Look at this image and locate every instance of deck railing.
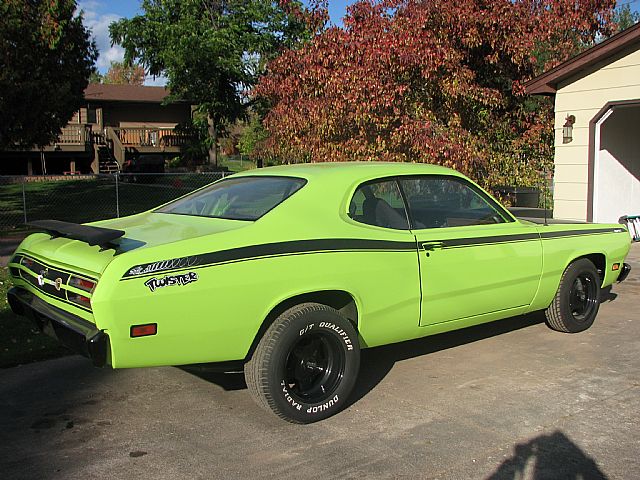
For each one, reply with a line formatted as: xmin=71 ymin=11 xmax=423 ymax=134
xmin=113 ymin=127 xmax=189 ymax=147
xmin=56 ymin=124 xmax=92 ymax=145
xmin=105 ymin=127 xmax=126 ymax=165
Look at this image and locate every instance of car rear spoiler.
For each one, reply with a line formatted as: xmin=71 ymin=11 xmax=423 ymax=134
xmin=28 ymin=220 xmax=125 ymax=250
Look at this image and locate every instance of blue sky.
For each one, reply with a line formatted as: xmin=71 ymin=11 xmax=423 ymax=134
xmin=79 ymin=0 xmax=638 ymax=85
xmin=78 ymin=0 xmax=352 ymax=85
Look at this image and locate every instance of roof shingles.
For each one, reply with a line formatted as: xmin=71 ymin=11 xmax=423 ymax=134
xmin=83 ymin=84 xmax=171 ymax=103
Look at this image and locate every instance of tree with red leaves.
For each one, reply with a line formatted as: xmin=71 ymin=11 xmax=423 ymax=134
xmin=256 ymin=0 xmax=615 ymax=187
xmin=104 ymin=61 xmax=145 ymax=86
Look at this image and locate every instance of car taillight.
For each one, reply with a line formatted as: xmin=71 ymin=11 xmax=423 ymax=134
xmin=69 ymin=276 xmax=96 ymax=292
xmin=21 ymin=257 xmax=34 ymax=269
xmin=68 ymin=293 xmax=92 ymax=309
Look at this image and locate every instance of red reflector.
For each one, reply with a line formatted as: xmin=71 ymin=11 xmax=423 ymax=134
xmin=612 ymin=263 xmax=620 ymax=271
xmin=70 ymin=276 xmax=96 ymax=292
xmin=130 ymin=323 xmax=157 ymax=337
xmin=78 ymin=278 xmax=95 ymax=290
xmin=69 ymin=293 xmax=91 ymax=308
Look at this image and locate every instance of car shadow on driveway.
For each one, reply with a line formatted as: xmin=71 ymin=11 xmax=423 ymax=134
xmin=486 ymin=430 xmax=607 ymax=479
xmin=0 ymin=356 xmax=114 ymax=480
xmin=599 ymin=285 xmax=617 ymax=303
xmin=347 ymin=312 xmax=547 ymax=408
xmin=179 ymin=366 xmax=247 ymax=391
xmin=182 ymin=311 xmax=548 ymax=408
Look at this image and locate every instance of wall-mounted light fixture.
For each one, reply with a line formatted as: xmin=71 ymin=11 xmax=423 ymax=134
xmin=563 ymin=115 xmax=575 ymax=144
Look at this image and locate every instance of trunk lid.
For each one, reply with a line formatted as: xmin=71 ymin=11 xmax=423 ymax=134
xmin=18 ymin=213 xmax=250 ymax=276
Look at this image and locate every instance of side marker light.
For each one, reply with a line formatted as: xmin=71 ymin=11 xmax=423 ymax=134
xmin=130 ymin=323 xmax=157 ymax=337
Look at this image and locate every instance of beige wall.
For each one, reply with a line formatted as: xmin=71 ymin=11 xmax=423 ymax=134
xmin=68 ymin=106 xmax=102 ymax=128
xmin=553 ymin=45 xmax=640 ymax=221
xmin=66 ymin=102 xmax=190 ymax=132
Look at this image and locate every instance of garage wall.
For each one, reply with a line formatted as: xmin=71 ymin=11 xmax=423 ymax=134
xmin=596 ymin=107 xmax=640 ymax=223
xmin=553 ymin=45 xmax=640 ymax=221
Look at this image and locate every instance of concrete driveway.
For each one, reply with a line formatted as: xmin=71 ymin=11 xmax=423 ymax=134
xmin=1 ymin=244 xmax=639 ymax=480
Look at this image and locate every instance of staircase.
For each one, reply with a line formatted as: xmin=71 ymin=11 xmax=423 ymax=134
xmin=97 ymin=145 xmax=120 ymax=174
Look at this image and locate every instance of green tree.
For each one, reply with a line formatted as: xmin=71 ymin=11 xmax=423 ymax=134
xmin=0 ymin=0 xmax=97 ymax=149
xmin=612 ymin=3 xmax=640 ymax=33
xmin=110 ymin=0 xmax=320 ymax=166
xmin=238 ymin=115 xmax=269 ymax=158
xmin=89 ymin=68 xmax=104 ymax=84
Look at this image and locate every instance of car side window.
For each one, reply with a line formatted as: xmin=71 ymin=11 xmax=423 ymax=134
xmin=399 ymin=176 xmax=508 ymax=229
xmin=349 ymin=179 xmax=410 ymax=230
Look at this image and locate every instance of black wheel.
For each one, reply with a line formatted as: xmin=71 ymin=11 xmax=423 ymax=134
xmin=245 ymin=303 xmax=360 ymax=423
xmin=545 ymin=258 xmax=601 ymax=333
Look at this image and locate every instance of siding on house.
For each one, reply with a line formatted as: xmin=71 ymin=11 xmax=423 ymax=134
xmin=102 ymin=102 xmax=190 ymax=129
xmin=553 ymin=46 xmax=640 ymax=221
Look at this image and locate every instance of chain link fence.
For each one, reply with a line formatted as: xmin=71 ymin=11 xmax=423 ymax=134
xmin=0 ymin=173 xmax=227 ymax=231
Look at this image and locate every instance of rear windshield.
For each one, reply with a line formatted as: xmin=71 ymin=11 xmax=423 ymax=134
xmin=156 ymin=176 xmax=306 ymax=221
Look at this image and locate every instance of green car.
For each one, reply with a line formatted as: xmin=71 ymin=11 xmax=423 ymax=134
xmin=7 ymin=163 xmax=632 ymax=423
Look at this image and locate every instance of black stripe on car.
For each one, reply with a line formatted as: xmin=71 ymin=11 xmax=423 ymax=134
xmin=10 ymin=274 xmax=93 ymax=313
xmin=438 ymin=227 xmax=623 ymax=249
xmin=121 ymin=227 xmax=624 ymax=280
xmin=11 ymin=254 xmax=98 ymax=281
xmin=439 ymin=233 xmax=540 ymax=248
xmin=10 ymin=255 xmax=95 ymax=312
xmin=122 ymin=239 xmax=418 ymax=279
xmin=539 ymin=228 xmax=623 ymax=239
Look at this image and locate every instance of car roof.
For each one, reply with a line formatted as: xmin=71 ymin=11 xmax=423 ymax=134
xmin=232 ymin=162 xmax=462 ymax=183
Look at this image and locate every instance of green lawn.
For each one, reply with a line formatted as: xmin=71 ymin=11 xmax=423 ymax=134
xmin=0 ymin=267 xmax=70 ymax=367
xmin=219 ymin=156 xmax=256 ymax=172
xmin=0 ymin=174 xmax=223 ymax=230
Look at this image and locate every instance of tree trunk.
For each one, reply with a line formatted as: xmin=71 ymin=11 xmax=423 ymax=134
xmin=207 ymin=115 xmax=218 ymax=166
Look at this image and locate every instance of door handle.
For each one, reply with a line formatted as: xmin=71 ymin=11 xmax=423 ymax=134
xmin=422 ymin=241 xmax=445 ymax=251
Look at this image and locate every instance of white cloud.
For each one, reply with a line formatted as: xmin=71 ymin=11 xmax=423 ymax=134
xmin=77 ymin=2 xmax=123 ymax=72
xmin=144 ymin=75 xmax=168 ymax=87
xmin=99 ymin=45 xmax=125 ymax=70
xmin=79 ymin=0 xmax=102 ymax=13
xmin=77 ymin=1 xmax=167 ymax=85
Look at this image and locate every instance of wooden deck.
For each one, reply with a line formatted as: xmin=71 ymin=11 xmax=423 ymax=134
xmin=40 ymin=125 xmax=93 ymax=152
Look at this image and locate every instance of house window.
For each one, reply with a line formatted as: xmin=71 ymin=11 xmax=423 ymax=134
xmin=87 ymin=106 xmax=97 ymax=124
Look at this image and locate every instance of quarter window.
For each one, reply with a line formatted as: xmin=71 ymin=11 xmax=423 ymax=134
xmin=399 ymin=176 xmax=508 ymax=229
xmin=156 ymin=176 xmax=306 ymax=221
xmin=349 ymin=179 xmax=410 ymax=230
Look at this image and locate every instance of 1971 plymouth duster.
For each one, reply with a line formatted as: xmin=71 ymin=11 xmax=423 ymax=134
xmin=7 ymin=162 xmax=632 ymax=423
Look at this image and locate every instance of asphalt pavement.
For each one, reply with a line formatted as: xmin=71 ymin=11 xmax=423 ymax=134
xmin=0 ymin=234 xmax=26 ymax=266
xmin=1 ymin=244 xmax=638 ymax=480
